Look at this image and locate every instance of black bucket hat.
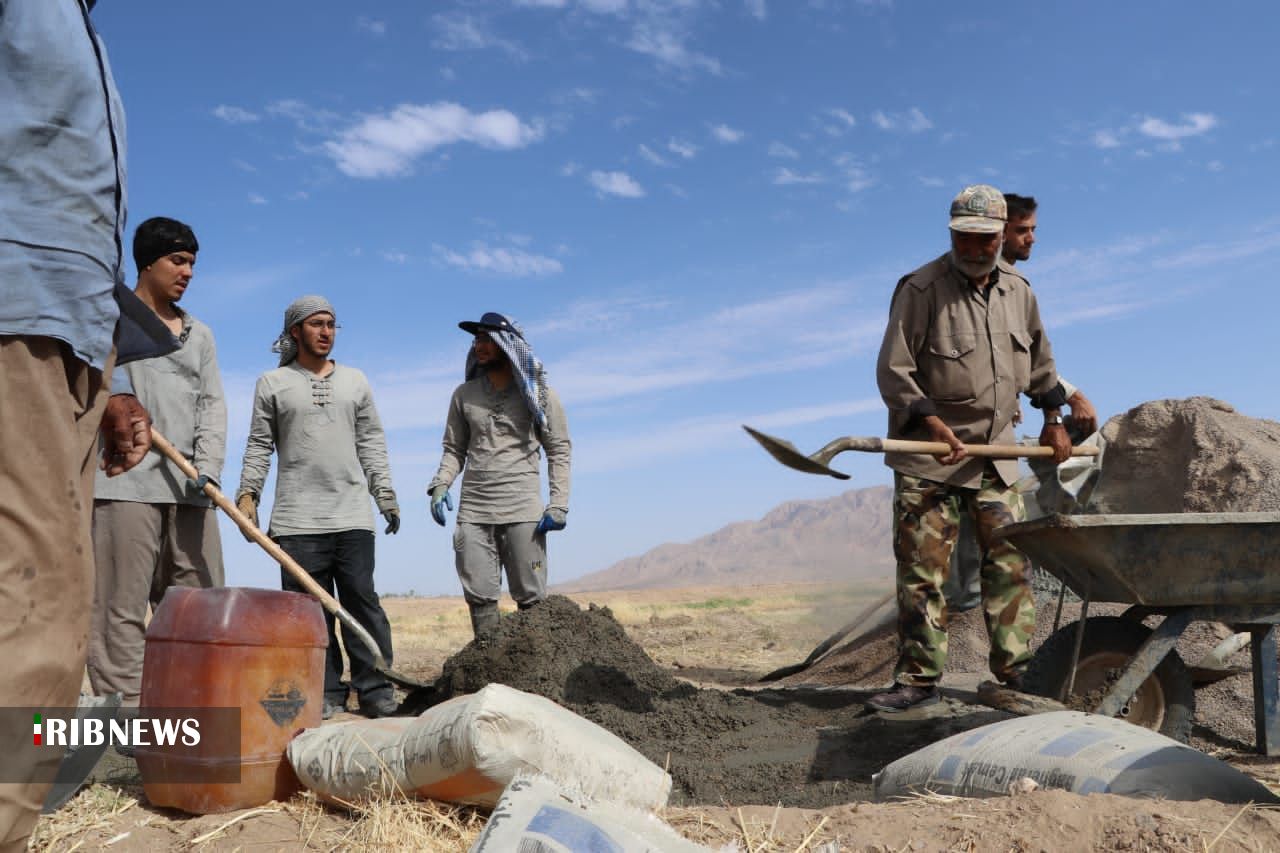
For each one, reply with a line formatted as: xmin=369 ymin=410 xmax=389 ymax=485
xmin=458 ymin=311 xmax=523 ymax=338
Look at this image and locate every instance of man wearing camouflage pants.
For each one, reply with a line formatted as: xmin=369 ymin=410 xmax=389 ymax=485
xmin=869 ymin=185 xmax=1071 ymax=712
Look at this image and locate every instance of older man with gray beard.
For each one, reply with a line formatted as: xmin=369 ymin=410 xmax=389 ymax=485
xmin=868 ymin=185 xmax=1072 ymax=713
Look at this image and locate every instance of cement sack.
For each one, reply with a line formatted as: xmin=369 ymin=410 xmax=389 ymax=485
xmin=873 ymin=711 xmax=1279 ymax=804
xmin=288 ymin=716 xmax=414 ymax=803
xmin=402 ymin=684 xmax=671 ymax=809
xmin=470 ymin=774 xmax=708 ymax=853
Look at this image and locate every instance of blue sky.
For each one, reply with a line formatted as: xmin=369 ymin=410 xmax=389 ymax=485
xmin=94 ymin=1 xmax=1280 ymax=594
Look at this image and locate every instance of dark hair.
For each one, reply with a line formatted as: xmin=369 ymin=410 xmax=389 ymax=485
xmin=133 ymin=217 xmax=199 ymax=273
xmin=1003 ymin=193 xmax=1038 ymax=221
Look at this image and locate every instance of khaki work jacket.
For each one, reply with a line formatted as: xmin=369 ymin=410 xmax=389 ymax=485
xmin=876 ymin=254 xmax=1062 ymax=488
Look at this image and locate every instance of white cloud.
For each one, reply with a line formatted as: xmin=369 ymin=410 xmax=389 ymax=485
xmin=638 ymin=144 xmax=669 ymax=166
xmin=323 ymin=102 xmax=543 ymax=179
xmin=667 ymin=137 xmax=698 ymax=159
xmin=357 ymin=16 xmax=386 ymax=35
xmin=232 ymin=158 xmax=258 ymax=173
xmin=827 ymin=107 xmax=856 ymax=128
xmin=434 ymin=242 xmax=564 ymax=277
xmin=744 ymin=0 xmax=767 ymax=20
xmin=1208 ymin=160 xmax=1224 ymax=172
xmin=1092 ymin=129 xmax=1122 ymax=149
xmin=589 ymin=170 xmax=646 ymax=198
xmin=289 ymin=191 xmax=310 ymax=201
xmin=711 ymin=123 xmax=745 ymax=144
xmin=579 ymin=398 xmax=885 ymax=474
xmin=382 ymin=251 xmax=409 ymax=264
xmin=581 ymin=0 xmax=628 ymax=11
xmin=773 ymin=167 xmax=824 ymax=186
xmin=248 ymin=193 xmax=268 ymax=205
xmin=267 ymin=99 xmax=340 ymax=133
xmin=213 ymin=105 xmax=259 ymax=124
xmin=1138 ymin=112 xmax=1218 ymax=141
xmin=561 ymin=161 xmax=582 ymax=176
xmin=905 ymin=108 xmax=933 ymax=132
xmin=665 ymin=183 xmax=689 ymax=199
xmin=768 ymin=141 xmax=800 ymax=159
xmin=917 ymin=175 xmax=945 ymax=188
xmin=431 ymin=13 xmax=527 ymax=59
xmin=871 ymin=107 xmax=931 ymax=132
xmin=625 ymin=17 xmax=722 ymax=76
xmin=515 ymin=0 xmax=569 ymax=6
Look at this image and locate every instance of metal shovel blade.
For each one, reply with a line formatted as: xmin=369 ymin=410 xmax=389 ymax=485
xmin=742 ymin=425 xmax=851 ymax=480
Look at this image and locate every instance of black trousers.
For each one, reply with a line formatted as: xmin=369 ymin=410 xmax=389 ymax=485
xmin=275 ymin=529 xmax=393 ymax=703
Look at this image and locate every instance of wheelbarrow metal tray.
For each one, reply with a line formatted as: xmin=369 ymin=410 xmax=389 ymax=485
xmin=994 ymin=512 xmax=1280 ymax=607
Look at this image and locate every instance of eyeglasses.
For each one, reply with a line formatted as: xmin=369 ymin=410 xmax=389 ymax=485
xmin=304 ymin=319 xmax=340 ymax=331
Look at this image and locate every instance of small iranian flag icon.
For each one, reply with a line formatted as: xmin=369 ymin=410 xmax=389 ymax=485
xmin=33 ymin=713 xmax=41 ymax=746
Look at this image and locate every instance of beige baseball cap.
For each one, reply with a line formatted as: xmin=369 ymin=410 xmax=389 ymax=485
xmin=949 ymin=184 xmax=1007 ymax=233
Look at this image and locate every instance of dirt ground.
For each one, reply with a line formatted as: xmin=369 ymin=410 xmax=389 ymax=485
xmin=33 ymin=583 xmax=1280 ymax=851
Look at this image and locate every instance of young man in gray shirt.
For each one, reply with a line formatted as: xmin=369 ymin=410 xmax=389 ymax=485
xmin=236 ymin=296 xmax=400 ymax=719
xmin=89 ymin=217 xmax=226 ymax=706
xmin=429 ymin=312 xmax=572 ymax=641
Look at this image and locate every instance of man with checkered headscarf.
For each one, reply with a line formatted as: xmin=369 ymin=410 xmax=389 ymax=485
xmin=235 ymin=295 xmax=401 ymax=720
xmin=868 ymin=185 xmax=1072 ymax=713
xmin=428 ymin=312 xmax=572 ymax=641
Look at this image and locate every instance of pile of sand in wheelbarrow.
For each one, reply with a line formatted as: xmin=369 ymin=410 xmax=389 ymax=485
xmin=416 ymin=595 xmax=1011 ymax=807
xmin=1089 ymin=396 xmax=1280 ymax=513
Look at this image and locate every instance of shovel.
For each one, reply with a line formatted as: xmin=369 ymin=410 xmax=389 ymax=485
xmin=743 ymin=425 xmax=1101 ymax=480
xmin=150 ymin=428 xmax=429 ymax=691
xmin=759 ymin=591 xmax=895 ymax=682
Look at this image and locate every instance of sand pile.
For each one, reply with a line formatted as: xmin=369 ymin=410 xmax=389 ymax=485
xmin=1090 ymin=396 xmax=1280 ymax=513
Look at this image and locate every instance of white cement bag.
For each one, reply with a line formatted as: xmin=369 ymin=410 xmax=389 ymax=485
xmin=874 ymin=711 xmax=1279 ymax=804
xmin=470 ymin=774 xmax=709 ymax=853
xmin=287 ymin=717 xmax=415 ymax=803
xmin=401 ymin=684 xmax=672 ymax=810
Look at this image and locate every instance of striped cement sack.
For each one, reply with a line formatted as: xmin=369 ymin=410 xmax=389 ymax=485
xmin=873 ymin=711 xmax=1279 ymax=804
xmin=470 ymin=774 xmax=709 ymax=853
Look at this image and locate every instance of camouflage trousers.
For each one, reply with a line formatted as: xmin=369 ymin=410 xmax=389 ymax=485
xmin=892 ymin=468 xmax=1036 ymax=687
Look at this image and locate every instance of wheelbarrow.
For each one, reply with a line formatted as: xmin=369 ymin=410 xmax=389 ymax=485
xmin=994 ymin=511 xmax=1280 ymax=753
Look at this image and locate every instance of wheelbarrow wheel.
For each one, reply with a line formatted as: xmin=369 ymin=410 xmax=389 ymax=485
xmin=1023 ymin=616 xmax=1195 ymax=743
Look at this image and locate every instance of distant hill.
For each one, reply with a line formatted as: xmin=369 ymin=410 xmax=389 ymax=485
xmin=558 ymin=485 xmax=894 ymax=592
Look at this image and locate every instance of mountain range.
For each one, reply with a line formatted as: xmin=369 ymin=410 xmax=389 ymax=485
xmin=558 ymin=485 xmax=895 ymax=592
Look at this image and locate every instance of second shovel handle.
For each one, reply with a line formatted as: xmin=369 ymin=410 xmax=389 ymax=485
xmin=875 ymin=438 xmax=1099 ymax=458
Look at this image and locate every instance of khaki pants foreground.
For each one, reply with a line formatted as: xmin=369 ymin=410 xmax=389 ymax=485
xmin=0 ymin=336 xmax=111 ymax=851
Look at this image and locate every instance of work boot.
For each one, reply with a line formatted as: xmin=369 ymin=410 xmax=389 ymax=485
xmin=866 ymin=683 xmax=940 ymax=713
xmin=469 ymin=601 xmax=500 ymax=644
xmin=359 ymin=691 xmax=400 ymax=719
xmin=322 ymin=697 xmax=346 ymax=720
xmin=1000 ymin=671 xmax=1026 ymax=693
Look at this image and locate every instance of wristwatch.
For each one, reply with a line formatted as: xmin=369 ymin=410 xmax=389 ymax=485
xmin=1046 ymin=414 xmax=1065 ymax=426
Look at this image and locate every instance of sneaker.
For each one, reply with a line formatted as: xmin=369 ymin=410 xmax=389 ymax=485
xmin=321 ymin=699 xmax=345 ymax=720
xmin=866 ymin=683 xmax=940 ymax=713
xmin=358 ymin=693 xmax=400 ymax=719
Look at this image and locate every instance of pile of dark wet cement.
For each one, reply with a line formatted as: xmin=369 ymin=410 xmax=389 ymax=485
xmin=421 ymin=595 xmax=1005 ymax=807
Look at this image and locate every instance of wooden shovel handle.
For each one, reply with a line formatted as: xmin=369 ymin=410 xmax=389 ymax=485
xmin=149 ymin=428 xmax=389 ymax=668
xmin=847 ymin=436 xmax=1100 ymax=458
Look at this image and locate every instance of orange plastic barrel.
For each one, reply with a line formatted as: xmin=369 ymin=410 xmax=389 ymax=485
xmin=137 ymin=586 xmax=327 ymax=814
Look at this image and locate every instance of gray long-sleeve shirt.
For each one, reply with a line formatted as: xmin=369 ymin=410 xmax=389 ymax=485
xmin=428 ymin=376 xmax=571 ymax=524
xmin=237 ymin=363 xmax=397 ymax=536
xmin=94 ymin=311 xmax=226 ymax=505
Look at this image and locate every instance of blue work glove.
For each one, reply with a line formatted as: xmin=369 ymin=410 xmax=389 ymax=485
xmin=382 ymin=509 xmax=400 ymax=535
xmin=535 ymin=507 xmax=567 ymax=535
xmin=430 ymin=486 xmax=454 ymax=527
xmin=188 ymin=473 xmax=217 ymax=496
